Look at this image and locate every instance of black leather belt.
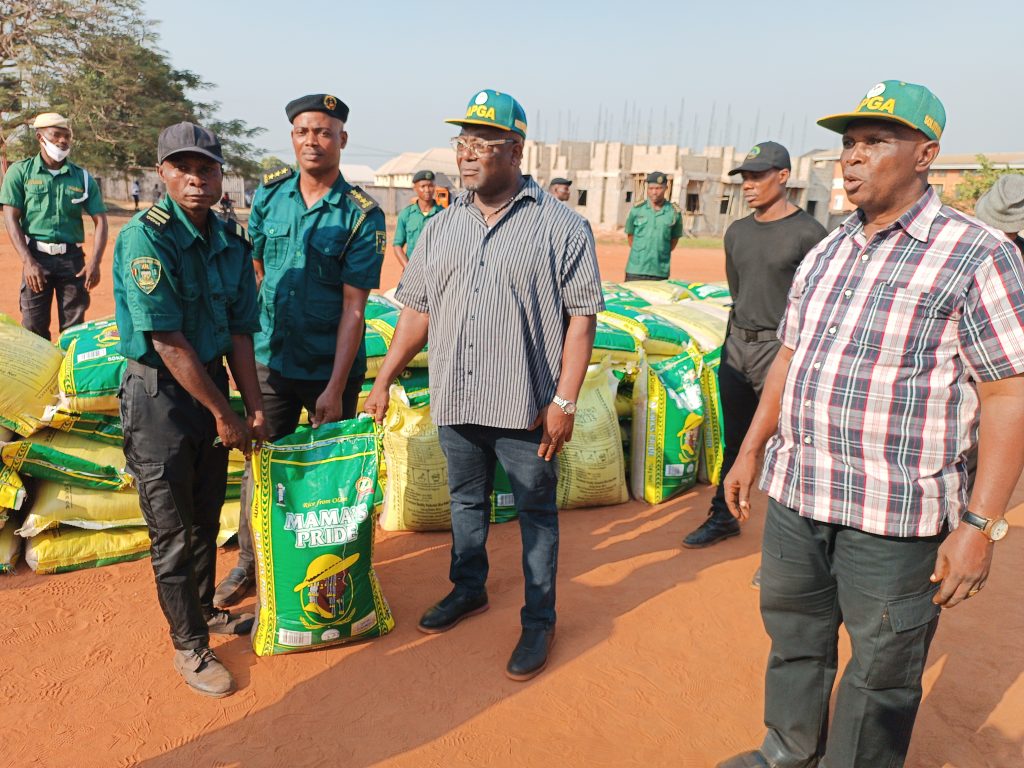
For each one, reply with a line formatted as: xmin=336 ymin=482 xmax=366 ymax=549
xmin=127 ymin=357 xmax=224 ymax=380
xmin=729 ymin=324 xmax=778 ymax=343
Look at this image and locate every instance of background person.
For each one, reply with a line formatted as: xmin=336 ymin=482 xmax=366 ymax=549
xmin=0 ymin=112 xmax=108 ymax=339
xmin=974 ymin=173 xmax=1024 ymax=253
xmin=623 ymin=171 xmax=682 ymax=281
xmin=548 ymin=177 xmax=571 ymax=202
xmin=393 ymin=169 xmax=443 ymax=268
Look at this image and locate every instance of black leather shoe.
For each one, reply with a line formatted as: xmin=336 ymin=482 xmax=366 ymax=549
xmin=715 ymin=750 xmax=770 ymax=768
xmin=213 ymin=566 xmax=253 ymax=608
xmin=505 ymin=627 xmax=555 ymax=681
xmin=682 ymin=513 xmax=741 ymax=549
xmin=417 ymin=589 xmax=489 ymax=634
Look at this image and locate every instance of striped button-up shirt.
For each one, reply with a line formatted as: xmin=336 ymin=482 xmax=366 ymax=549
xmin=395 ymin=177 xmax=604 ymax=429
xmin=762 ymin=188 xmax=1024 ymax=537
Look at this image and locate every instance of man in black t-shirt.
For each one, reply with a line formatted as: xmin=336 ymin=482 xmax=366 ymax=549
xmin=683 ymin=141 xmax=827 ymax=553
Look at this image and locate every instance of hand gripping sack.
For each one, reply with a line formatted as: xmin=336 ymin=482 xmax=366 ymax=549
xmin=251 ymin=418 xmax=394 ymax=655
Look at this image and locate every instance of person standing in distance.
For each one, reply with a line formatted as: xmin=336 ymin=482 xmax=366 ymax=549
xmin=548 ymin=177 xmax=571 ymax=203
xmin=623 ymin=171 xmax=682 ymax=281
xmin=0 ymin=112 xmax=108 ymax=339
xmin=393 ymin=169 xmax=443 ymax=268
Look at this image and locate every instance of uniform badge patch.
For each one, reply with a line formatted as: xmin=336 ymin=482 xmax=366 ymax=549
xmin=130 ymin=257 xmax=162 ymax=294
xmin=375 ymin=231 xmax=386 ymax=255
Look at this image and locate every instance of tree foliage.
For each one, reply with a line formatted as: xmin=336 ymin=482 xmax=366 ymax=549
xmin=0 ymin=0 xmax=265 ymax=178
xmin=944 ymin=154 xmax=1024 ymax=213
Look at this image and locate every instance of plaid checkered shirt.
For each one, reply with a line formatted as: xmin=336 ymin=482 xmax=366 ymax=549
xmin=761 ymin=187 xmax=1024 ymax=537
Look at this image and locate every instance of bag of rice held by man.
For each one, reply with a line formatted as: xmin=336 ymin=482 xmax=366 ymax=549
xmin=15 ymin=481 xmax=146 ymax=537
xmin=631 ymin=351 xmax=705 ymax=504
xmin=251 ymin=418 xmax=394 ymax=656
xmin=25 ymin=526 xmax=151 ymax=574
xmin=56 ymin=316 xmax=126 ymax=413
xmin=557 ymin=364 xmax=629 ymax=509
xmin=379 ymin=386 xmax=452 ymax=531
xmin=0 ymin=313 xmax=64 ymax=436
xmin=1 ymin=429 xmax=130 ymax=491
xmin=696 ymin=346 xmax=726 ymax=485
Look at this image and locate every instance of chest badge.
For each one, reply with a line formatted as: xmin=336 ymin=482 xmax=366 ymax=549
xmin=130 ymin=257 xmax=162 ymax=294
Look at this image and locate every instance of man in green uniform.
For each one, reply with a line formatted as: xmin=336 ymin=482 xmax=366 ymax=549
xmin=113 ymin=122 xmax=266 ymax=697
xmin=623 ymin=170 xmax=683 ymax=281
xmin=213 ymin=93 xmax=386 ymax=607
xmin=393 ymin=169 xmax=443 ymax=267
xmin=0 ymin=112 xmax=108 ymax=339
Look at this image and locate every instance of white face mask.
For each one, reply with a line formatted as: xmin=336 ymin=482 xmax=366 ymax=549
xmin=41 ymin=137 xmax=71 ymax=163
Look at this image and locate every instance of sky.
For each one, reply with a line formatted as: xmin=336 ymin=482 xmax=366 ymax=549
xmin=144 ymin=0 xmax=1023 ymax=167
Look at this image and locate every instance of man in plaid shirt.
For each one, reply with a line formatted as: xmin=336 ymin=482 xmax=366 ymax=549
xmin=717 ymin=81 xmax=1024 ymax=768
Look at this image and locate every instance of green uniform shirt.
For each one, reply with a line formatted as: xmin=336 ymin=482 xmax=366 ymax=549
xmin=0 ymin=154 xmax=106 ymax=244
xmin=250 ymin=171 xmax=385 ymax=380
xmin=394 ymin=200 xmax=443 ymax=259
xmin=624 ymin=199 xmax=684 ymax=278
xmin=112 ymin=197 xmax=260 ymax=368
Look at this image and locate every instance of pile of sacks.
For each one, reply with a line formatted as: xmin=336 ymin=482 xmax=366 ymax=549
xmin=0 ymin=314 xmax=243 ymax=574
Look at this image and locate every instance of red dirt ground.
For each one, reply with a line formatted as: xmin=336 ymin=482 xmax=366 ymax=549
xmin=0 ymin=209 xmax=1021 ymax=768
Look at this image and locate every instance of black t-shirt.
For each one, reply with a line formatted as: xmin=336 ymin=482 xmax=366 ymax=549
xmin=724 ymin=207 xmax=828 ymax=331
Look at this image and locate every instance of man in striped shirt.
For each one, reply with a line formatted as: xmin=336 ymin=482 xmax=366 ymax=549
xmin=718 ymin=81 xmax=1024 ymax=768
xmin=365 ymin=89 xmax=603 ymax=681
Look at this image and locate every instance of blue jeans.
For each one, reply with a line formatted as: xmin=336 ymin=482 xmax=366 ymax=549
xmin=437 ymin=424 xmax=559 ymax=630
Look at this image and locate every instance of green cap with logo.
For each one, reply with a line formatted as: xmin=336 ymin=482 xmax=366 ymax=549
xmin=817 ymin=80 xmax=946 ymax=141
xmin=446 ymin=89 xmax=528 ymax=138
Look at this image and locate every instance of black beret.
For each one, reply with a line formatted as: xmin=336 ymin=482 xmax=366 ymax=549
xmin=412 ymin=170 xmax=435 ymax=183
xmin=646 ymin=171 xmax=668 ymax=185
xmin=285 ymin=93 xmax=349 ymax=123
xmin=550 ymin=177 xmax=572 ymax=187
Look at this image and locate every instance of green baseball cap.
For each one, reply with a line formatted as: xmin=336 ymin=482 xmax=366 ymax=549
xmin=446 ymin=89 xmax=528 ymax=138
xmin=817 ymin=80 xmax=946 ymax=141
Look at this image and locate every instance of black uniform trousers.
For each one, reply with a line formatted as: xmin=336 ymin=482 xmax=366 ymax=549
xmin=708 ymin=329 xmax=781 ymax=522
xmin=234 ymin=363 xmax=363 ymax=572
xmin=121 ymin=359 xmax=228 ymax=651
xmin=20 ymin=244 xmax=89 ymax=340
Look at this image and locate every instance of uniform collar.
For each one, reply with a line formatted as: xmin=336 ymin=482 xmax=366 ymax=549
xmin=30 ymin=153 xmax=74 ymax=176
xmin=160 ymin=196 xmax=230 ymax=254
xmin=841 ymin=186 xmax=940 ymax=244
xmin=288 ymin=170 xmax=351 ymax=210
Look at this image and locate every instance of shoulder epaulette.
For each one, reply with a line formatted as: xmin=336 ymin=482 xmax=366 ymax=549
xmin=226 ymin=220 xmax=252 ymax=247
xmin=633 ymin=200 xmax=647 ymax=208
xmin=347 ymin=186 xmax=378 ymax=213
xmin=262 ymin=166 xmax=294 ymax=187
xmin=140 ymin=206 xmax=171 ymax=232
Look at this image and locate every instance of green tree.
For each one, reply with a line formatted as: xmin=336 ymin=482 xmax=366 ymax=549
xmin=945 ymin=154 xmax=1024 ymax=213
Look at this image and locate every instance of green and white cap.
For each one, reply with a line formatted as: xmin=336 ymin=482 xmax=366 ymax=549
xmin=446 ymin=89 xmax=528 ymax=138
xmin=817 ymin=80 xmax=945 ymax=141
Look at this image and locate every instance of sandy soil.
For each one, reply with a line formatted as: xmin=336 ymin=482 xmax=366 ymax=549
xmin=0 ymin=208 xmax=1021 ymax=768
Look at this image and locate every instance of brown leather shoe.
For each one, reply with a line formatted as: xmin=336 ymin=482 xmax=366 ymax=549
xmin=206 ymin=608 xmax=254 ymax=635
xmin=173 ymin=647 xmax=235 ymax=698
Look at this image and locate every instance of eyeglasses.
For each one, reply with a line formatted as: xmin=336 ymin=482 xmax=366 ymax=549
xmin=449 ymin=136 xmax=516 ymax=157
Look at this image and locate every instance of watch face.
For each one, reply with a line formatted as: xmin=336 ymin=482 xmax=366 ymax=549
xmin=564 ymin=402 xmax=577 ymax=415
xmin=990 ymin=518 xmax=1010 ymax=541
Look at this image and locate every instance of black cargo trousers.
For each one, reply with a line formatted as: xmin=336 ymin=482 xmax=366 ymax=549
xmin=121 ymin=358 xmax=229 ymax=651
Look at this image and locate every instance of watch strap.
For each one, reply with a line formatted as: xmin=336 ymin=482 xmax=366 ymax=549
xmin=961 ymin=509 xmax=991 ymax=536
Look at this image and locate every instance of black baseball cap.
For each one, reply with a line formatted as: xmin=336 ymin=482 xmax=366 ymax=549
xmin=729 ymin=141 xmax=790 ymax=175
xmin=157 ymin=122 xmax=224 ymax=164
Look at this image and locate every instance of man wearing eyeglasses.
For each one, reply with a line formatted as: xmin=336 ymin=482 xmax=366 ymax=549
xmin=113 ymin=122 xmax=265 ymax=697
xmin=213 ymin=93 xmax=386 ymax=609
xmin=365 ymin=89 xmax=604 ymax=681
xmin=0 ymin=112 xmax=108 ymax=340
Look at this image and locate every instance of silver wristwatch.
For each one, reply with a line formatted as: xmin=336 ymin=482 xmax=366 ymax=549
xmin=552 ymin=395 xmax=577 ymax=415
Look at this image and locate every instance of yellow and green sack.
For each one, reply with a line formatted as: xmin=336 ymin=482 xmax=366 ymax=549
xmin=1 ymin=522 xmax=23 ymax=573
xmin=0 ymin=313 xmax=64 ymax=436
xmin=646 ymin=302 xmax=728 ymax=353
xmin=56 ymin=316 xmax=126 ymax=413
xmin=16 ymin=481 xmax=145 ymax=537
xmin=0 ymin=463 xmax=25 ymax=514
xmin=25 ymin=526 xmax=151 ymax=574
xmin=48 ymin=410 xmax=124 ymax=445
xmin=556 ymin=364 xmax=629 ymax=510
xmin=251 ymin=418 xmax=394 ymax=656
xmin=364 ymin=311 xmax=428 ymax=379
xmin=1 ymin=429 xmax=130 ymax=491
xmin=601 ymin=307 xmax=691 ymax=357
xmin=669 ymin=280 xmax=732 ymax=304
xmin=591 ymin=318 xmax=642 ymax=370
xmin=491 ymin=462 xmax=517 ymax=524
xmin=696 ymin=346 xmax=726 ymax=485
xmin=631 ymin=352 xmax=705 ymax=504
